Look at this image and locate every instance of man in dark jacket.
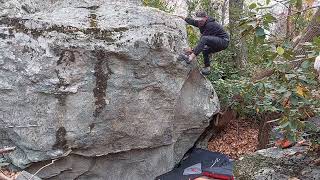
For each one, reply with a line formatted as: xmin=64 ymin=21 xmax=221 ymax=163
xmin=179 ymin=11 xmax=229 ymax=75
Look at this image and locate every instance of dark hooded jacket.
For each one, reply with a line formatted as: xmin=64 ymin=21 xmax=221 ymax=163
xmin=185 ymin=17 xmax=229 ymax=40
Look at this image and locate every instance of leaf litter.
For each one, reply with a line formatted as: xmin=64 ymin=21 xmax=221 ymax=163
xmin=208 ymin=118 xmax=260 ymax=159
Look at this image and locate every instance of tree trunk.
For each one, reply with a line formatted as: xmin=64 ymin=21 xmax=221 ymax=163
xmin=221 ymin=0 xmax=228 ymax=26
xmin=286 ymin=4 xmax=292 ymax=39
xmin=229 ymin=0 xmax=247 ymax=68
xmin=293 ymin=7 xmax=320 ymax=56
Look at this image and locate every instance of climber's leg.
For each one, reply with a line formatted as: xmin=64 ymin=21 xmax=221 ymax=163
xmin=178 ymin=36 xmax=228 ymax=65
xmin=193 ymin=36 xmax=228 ymax=56
xmin=201 ymin=46 xmax=212 ymax=75
xmin=202 ymin=46 xmax=212 ymax=68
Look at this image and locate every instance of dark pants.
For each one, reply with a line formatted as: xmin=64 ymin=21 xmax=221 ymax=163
xmin=193 ymin=36 xmax=229 ymax=67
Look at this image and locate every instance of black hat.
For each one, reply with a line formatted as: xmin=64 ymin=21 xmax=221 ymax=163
xmin=195 ymin=11 xmax=207 ymax=17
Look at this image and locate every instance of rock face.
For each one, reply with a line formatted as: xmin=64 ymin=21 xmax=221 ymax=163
xmin=234 ymin=146 xmax=320 ymax=180
xmin=0 ymin=1 xmax=220 ymax=179
xmin=16 ymin=171 xmax=42 ymax=180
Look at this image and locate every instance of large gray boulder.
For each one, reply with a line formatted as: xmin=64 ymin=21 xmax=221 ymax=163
xmin=0 ymin=1 xmax=220 ymax=179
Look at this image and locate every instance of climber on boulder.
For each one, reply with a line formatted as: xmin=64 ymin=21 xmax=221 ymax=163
xmin=178 ymin=11 xmax=229 ymax=75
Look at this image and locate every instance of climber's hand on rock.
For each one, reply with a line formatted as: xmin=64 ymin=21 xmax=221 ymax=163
xmin=178 ymin=16 xmax=185 ymax=20
xmin=184 ymin=47 xmax=193 ymax=53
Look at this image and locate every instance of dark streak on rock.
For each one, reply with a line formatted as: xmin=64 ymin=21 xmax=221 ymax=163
xmin=57 ymin=50 xmax=76 ymax=65
xmin=54 ymin=50 xmax=76 ymax=106
xmin=89 ymin=123 xmax=95 ymax=132
xmin=21 ymin=45 xmax=34 ymax=53
xmin=54 ymin=91 xmax=68 ymax=106
xmin=0 ymin=33 xmax=13 ymax=39
xmin=77 ymin=6 xmax=100 ymax=10
xmin=106 ymin=51 xmax=130 ymax=61
xmin=0 ymin=17 xmax=127 ymax=41
xmin=151 ymin=32 xmax=164 ymax=49
xmin=21 ymin=5 xmax=31 ymax=13
xmin=93 ymin=50 xmax=111 ymax=117
xmin=53 ymin=127 xmax=67 ymax=150
xmin=54 ymin=74 xmax=68 ymax=106
xmin=93 ymin=63 xmax=107 ymax=117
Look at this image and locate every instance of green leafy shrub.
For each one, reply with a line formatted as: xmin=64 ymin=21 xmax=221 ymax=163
xmin=187 ymin=0 xmax=320 ymax=143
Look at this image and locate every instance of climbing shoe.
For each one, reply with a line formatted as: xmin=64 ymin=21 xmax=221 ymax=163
xmin=201 ymin=67 xmax=211 ymax=75
xmin=177 ymin=54 xmax=192 ymax=64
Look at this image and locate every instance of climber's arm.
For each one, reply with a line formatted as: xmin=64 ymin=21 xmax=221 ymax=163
xmin=184 ymin=17 xmax=198 ymax=27
xmin=178 ymin=16 xmax=198 ymax=27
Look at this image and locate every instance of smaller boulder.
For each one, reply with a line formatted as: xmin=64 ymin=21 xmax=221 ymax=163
xmin=234 ymin=146 xmax=320 ymax=180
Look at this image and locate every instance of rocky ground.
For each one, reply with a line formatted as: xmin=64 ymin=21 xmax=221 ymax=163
xmin=234 ymin=146 xmax=320 ymax=180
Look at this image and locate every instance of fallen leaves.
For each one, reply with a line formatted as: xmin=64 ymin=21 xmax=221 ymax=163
xmin=208 ymin=118 xmax=259 ymax=159
xmin=275 ymin=139 xmax=295 ymax=149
